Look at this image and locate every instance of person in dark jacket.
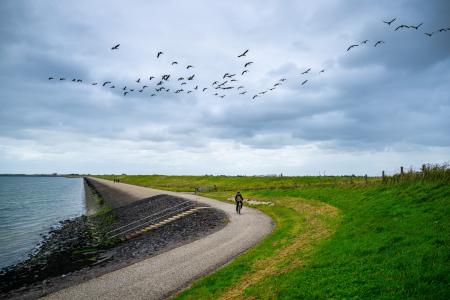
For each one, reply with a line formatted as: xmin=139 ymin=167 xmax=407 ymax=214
xmin=235 ymin=191 xmax=244 ymax=214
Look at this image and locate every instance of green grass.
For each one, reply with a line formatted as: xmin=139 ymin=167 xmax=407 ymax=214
xmin=96 ymin=174 xmax=450 ymax=299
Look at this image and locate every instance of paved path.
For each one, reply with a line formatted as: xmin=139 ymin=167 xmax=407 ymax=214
xmin=44 ymin=177 xmax=273 ymax=300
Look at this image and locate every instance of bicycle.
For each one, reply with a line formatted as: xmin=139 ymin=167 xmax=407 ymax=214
xmin=236 ymin=200 xmax=243 ymax=214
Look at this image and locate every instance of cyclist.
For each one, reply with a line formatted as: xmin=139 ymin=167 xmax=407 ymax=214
xmin=235 ymin=191 xmax=244 ymax=214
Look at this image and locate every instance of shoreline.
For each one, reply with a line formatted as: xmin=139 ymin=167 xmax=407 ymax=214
xmin=0 ymin=178 xmax=228 ymax=299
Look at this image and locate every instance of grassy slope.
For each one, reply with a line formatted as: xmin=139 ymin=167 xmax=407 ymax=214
xmin=98 ymin=175 xmax=449 ymax=299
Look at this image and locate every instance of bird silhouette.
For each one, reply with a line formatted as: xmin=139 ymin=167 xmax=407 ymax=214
xmin=212 ymin=81 xmax=219 ymax=85
xmin=60 ymin=78 xmax=65 ymax=80
xmin=130 ymin=89 xmax=134 ymax=92
xmin=301 ymin=80 xmax=308 ymax=85
xmin=110 ymin=85 xmax=115 ymax=88
xmin=259 ymin=91 xmax=266 ymax=95
xmin=162 ymin=75 xmax=170 ymax=80
xmin=395 ymin=24 xmax=410 ymax=31
xmin=374 ymin=40 xmax=385 ymax=47
xmin=274 ymin=83 xmax=281 ymax=87
xmin=151 ymin=93 xmax=156 ymax=97
xmin=280 ymin=78 xmax=287 ymax=82
xmin=361 ymin=40 xmax=369 ymax=44
xmin=111 ymin=44 xmax=120 ymax=50
xmin=178 ymin=77 xmax=184 ymax=81
xmin=123 ymin=91 xmax=128 ymax=96
xmin=231 ymin=79 xmax=237 ymax=82
xmin=242 ymin=70 xmax=249 ymax=75
xmin=383 ymin=18 xmax=396 ymax=26
xmin=122 ymin=86 xmax=127 ymax=90
xmin=102 ymin=81 xmax=111 ymax=86
xmin=186 ymin=65 xmax=193 ymax=69
xmin=214 ymin=93 xmax=218 ymax=96
xmin=301 ymin=68 xmax=311 ymax=74
xmin=77 ymin=79 xmax=82 ymax=82
xmin=92 ymin=83 xmax=98 ymax=85
xmin=244 ymin=62 xmax=253 ymax=67
xmin=187 ymin=90 xmax=192 ymax=94
xmin=157 ymin=81 xmax=163 ymax=86
xmin=136 ymin=78 xmax=140 ymax=83
xmin=157 ymin=51 xmax=163 ymax=58
xmin=252 ymin=95 xmax=258 ymax=99
xmin=142 ymin=85 xmax=148 ymax=89
xmin=172 ymin=61 xmax=178 ymax=65
xmin=424 ymin=32 xmax=434 ymax=37
xmin=238 ymin=49 xmax=249 ymax=58
xmin=223 ymin=73 xmax=230 ymax=79
xmin=166 ymin=89 xmax=170 ymax=92
xmin=187 ymin=74 xmax=195 ymax=80
xmin=239 ymin=91 xmax=247 ymax=95
xmin=438 ymin=28 xmax=448 ymax=32
xmin=228 ymin=74 xmax=236 ymax=78
xmin=72 ymin=79 xmax=76 ymax=82
xmin=269 ymin=88 xmax=275 ymax=91
xmin=181 ymin=82 xmax=187 ymax=85
xmin=194 ymin=85 xmax=198 ymax=90
xmin=237 ymin=86 xmax=244 ymax=89
xmin=48 ymin=77 xmax=53 ymax=80
xmin=220 ymin=95 xmax=225 ymax=98
xmin=410 ymin=22 xmax=423 ymax=30
xmin=149 ymin=76 xmax=155 ymax=81
xmin=319 ymin=69 xmax=325 ymax=74
xmin=347 ymin=44 xmax=359 ymax=51
xmin=203 ymin=88 xmax=208 ymax=92
xmin=139 ymin=89 xmax=143 ymax=93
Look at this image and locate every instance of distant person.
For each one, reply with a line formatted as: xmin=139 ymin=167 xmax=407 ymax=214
xmin=235 ymin=191 xmax=244 ymax=214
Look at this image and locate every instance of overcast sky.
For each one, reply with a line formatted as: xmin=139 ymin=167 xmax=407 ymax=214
xmin=0 ymin=0 xmax=449 ymax=175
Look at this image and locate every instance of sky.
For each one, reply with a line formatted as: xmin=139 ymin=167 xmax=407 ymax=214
xmin=0 ymin=0 xmax=449 ymax=176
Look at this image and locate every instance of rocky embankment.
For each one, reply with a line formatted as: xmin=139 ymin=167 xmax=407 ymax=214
xmin=0 ymin=178 xmax=228 ymax=299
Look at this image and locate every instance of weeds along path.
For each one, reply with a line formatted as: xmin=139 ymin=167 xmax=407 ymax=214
xmin=175 ymin=193 xmax=339 ymax=300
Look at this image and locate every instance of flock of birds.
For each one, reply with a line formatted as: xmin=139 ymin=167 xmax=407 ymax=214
xmin=48 ymin=18 xmax=449 ymax=101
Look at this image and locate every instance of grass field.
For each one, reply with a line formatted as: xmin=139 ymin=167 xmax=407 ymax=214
xmin=99 ymin=168 xmax=450 ymax=299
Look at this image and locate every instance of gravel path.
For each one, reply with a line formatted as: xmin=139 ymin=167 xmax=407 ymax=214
xmin=43 ymin=177 xmax=274 ymax=300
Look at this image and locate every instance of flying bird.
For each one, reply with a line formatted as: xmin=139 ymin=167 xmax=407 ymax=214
xmin=123 ymin=91 xmax=128 ymax=96
xmin=223 ymin=73 xmax=230 ymax=79
xmin=178 ymin=77 xmax=184 ymax=81
xmin=279 ymin=78 xmax=287 ymax=82
xmin=194 ymin=85 xmax=198 ymax=90
xmin=214 ymin=93 xmax=218 ymax=96
xmin=410 ymin=22 xmax=423 ymax=30
xmin=186 ymin=65 xmax=193 ymax=69
xmin=92 ymin=83 xmax=98 ymax=85
xmin=374 ymin=40 xmax=385 ymax=47
xmin=203 ymin=88 xmax=207 ymax=92
xmin=102 ymin=81 xmax=111 ymax=86
xmin=239 ymin=91 xmax=247 ymax=95
xmin=111 ymin=44 xmax=120 ymax=50
xmin=76 ymin=79 xmax=82 ymax=82
xmin=438 ymin=28 xmax=448 ymax=32
xmin=319 ymin=69 xmax=325 ymax=74
xmin=231 ymin=79 xmax=237 ymax=82
xmin=110 ymin=85 xmax=115 ymax=88
xmin=252 ymin=95 xmax=258 ymax=99
xmin=187 ymin=90 xmax=192 ymax=94
xmin=172 ymin=61 xmax=178 ymax=65
xmin=149 ymin=76 xmax=155 ymax=80
xmin=242 ymin=70 xmax=248 ymax=75
xmin=237 ymin=86 xmax=244 ymax=89
xmin=395 ymin=24 xmax=410 ymax=31
xmin=424 ymin=32 xmax=434 ymax=37
xmin=301 ymin=68 xmax=311 ymax=74
xmin=130 ymin=89 xmax=134 ymax=92
xmin=151 ymin=93 xmax=156 ymax=97
xmin=237 ymin=49 xmax=249 ymax=58
xmin=347 ymin=44 xmax=359 ymax=51
xmin=136 ymin=78 xmax=140 ymax=83
xmin=269 ymin=88 xmax=275 ymax=91
xmin=220 ymin=95 xmax=225 ymax=98
xmin=139 ymin=89 xmax=143 ymax=93
xmin=301 ymin=80 xmax=308 ymax=85
xmin=212 ymin=81 xmax=219 ymax=85
xmin=60 ymin=78 xmax=65 ymax=80
xmin=142 ymin=85 xmax=148 ymax=89
xmin=187 ymin=74 xmax=195 ymax=80
xmin=244 ymin=62 xmax=253 ymax=67
xmin=157 ymin=51 xmax=163 ymax=58
xmin=383 ymin=18 xmax=396 ymax=26
xmin=122 ymin=86 xmax=127 ymax=90
xmin=72 ymin=79 xmax=76 ymax=82
xmin=48 ymin=77 xmax=53 ymax=80
xmin=181 ymin=82 xmax=187 ymax=85
xmin=274 ymin=83 xmax=281 ymax=87
xmin=157 ymin=81 xmax=163 ymax=85
xmin=361 ymin=40 xmax=369 ymax=44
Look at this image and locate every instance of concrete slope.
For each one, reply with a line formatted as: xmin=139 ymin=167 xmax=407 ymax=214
xmin=43 ymin=177 xmax=273 ymax=300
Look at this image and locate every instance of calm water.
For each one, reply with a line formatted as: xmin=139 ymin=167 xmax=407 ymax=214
xmin=0 ymin=176 xmax=85 ymax=269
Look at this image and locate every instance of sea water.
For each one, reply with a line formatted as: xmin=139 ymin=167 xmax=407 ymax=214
xmin=0 ymin=176 xmax=85 ymax=269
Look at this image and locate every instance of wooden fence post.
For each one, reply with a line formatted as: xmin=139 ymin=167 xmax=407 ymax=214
xmin=365 ymin=174 xmax=368 ymax=185
xmin=382 ymin=170 xmax=385 ymax=183
xmin=400 ymin=166 xmax=404 ymax=176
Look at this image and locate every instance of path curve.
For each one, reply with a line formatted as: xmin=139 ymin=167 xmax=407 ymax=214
xmin=43 ymin=177 xmax=274 ymax=300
